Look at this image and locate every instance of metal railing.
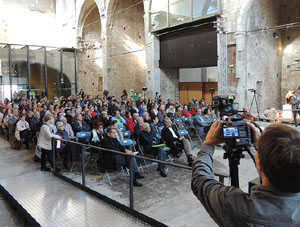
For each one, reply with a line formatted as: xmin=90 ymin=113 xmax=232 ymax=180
xmin=51 ymin=137 xmax=228 ymax=210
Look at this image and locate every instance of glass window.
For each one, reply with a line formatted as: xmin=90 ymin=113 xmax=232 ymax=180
xmin=0 ymin=46 xmax=10 ymax=101
xmin=46 ymin=49 xmax=61 ymax=99
xmin=150 ymin=0 xmax=219 ymax=32
xmin=63 ymin=50 xmax=76 ymax=97
xmin=11 ymin=45 xmax=29 ymax=98
xmin=192 ymin=0 xmax=218 ymax=20
xmin=169 ymin=0 xmax=191 ymax=27
xmin=30 ymin=47 xmax=46 ymax=99
xmin=150 ymin=0 xmax=168 ymax=31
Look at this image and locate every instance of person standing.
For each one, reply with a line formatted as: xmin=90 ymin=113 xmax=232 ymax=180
xmin=38 ymin=114 xmax=61 ymax=172
xmin=291 ymin=90 xmax=300 ymax=127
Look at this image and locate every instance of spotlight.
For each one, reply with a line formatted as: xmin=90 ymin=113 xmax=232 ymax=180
xmin=273 ymin=31 xmax=279 ymax=38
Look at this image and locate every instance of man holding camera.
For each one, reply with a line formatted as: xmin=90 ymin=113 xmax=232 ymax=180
xmin=192 ymin=121 xmax=300 ymax=226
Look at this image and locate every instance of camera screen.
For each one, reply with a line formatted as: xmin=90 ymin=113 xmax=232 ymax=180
xmin=223 ymin=127 xmax=239 ymax=137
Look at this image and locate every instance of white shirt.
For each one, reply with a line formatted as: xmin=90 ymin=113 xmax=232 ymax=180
xmin=16 ymin=120 xmax=29 ymax=131
xmin=168 ymin=126 xmax=178 ymax=138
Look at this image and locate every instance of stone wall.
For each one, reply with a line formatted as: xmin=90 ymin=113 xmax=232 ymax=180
xmin=105 ymin=0 xmax=146 ymax=97
xmin=77 ymin=6 xmax=102 ymax=96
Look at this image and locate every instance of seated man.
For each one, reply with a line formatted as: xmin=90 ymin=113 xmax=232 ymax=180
xmin=192 ymin=121 xmax=300 ymax=226
xmin=192 ymin=108 xmax=212 ymax=137
xmin=139 ymin=123 xmax=167 ymax=177
xmin=134 ymin=117 xmax=144 ymax=139
xmin=101 ymin=126 xmax=144 ymax=187
xmin=161 ymin=118 xmax=194 ymax=166
xmin=72 ymin=113 xmax=91 ymax=134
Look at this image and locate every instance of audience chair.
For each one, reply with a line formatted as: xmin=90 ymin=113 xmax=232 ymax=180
xmin=70 ymin=132 xmax=92 ymax=172
xmin=122 ymin=130 xmax=132 ymax=138
xmin=177 ymin=129 xmax=196 ymax=150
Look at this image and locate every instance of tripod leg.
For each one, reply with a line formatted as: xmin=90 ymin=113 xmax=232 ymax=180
xmin=249 ymin=95 xmax=255 ymax=113
xmin=254 ymin=94 xmax=260 ymax=119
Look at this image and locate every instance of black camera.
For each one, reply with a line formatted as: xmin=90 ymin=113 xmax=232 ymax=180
xmin=213 ymin=95 xmax=252 ymax=148
xmin=223 ymin=121 xmax=252 ymax=148
xmin=212 ymin=95 xmax=237 ymax=117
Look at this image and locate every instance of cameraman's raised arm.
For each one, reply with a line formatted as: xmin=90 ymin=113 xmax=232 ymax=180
xmin=191 ymin=121 xmax=245 ymax=226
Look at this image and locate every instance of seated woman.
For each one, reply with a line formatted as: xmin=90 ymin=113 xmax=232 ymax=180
xmin=109 ymin=120 xmax=124 ymax=142
xmin=55 ymin=121 xmax=71 ymax=169
xmin=182 ymin=105 xmax=192 ymax=118
xmin=90 ymin=120 xmax=105 ymax=172
xmin=111 ymin=110 xmax=126 ymax=127
xmin=16 ymin=113 xmax=30 ymax=149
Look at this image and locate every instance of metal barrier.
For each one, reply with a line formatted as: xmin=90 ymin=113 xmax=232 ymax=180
xmin=51 ymin=137 xmax=228 ymax=210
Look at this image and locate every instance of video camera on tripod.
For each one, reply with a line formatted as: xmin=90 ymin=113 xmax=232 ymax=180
xmin=212 ymin=96 xmax=253 ymax=148
xmin=212 ymin=95 xmax=257 ymax=188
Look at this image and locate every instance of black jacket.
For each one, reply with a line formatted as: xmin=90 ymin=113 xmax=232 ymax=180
xmin=72 ymin=121 xmax=91 ymax=134
xmin=139 ymin=131 xmax=155 ymax=154
xmin=161 ymin=126 xmax=180 ymax=153
xmin=101 ymin=135 xmax=125 ymax=170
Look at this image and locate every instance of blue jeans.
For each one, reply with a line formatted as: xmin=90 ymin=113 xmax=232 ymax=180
xmin=157 ymin=147 xmax=166 ymax=170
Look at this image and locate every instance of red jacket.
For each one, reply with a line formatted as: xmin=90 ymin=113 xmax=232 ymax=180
xmin=182 ymin=109 xmax=192 ymax=117
xmin=125 ymin=117 xmax=136 ymax=133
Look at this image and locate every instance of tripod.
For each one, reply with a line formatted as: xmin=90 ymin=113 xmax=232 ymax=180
xmin=223 ymin=145 xmax=247 ymax=188
xmin=249 ymin=89 xmax=261 ymax=119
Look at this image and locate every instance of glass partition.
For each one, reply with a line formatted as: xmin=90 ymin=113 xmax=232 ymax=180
xmin=0 ymin=46 xmax=9 ymax=100
xmin=0 ymin=43 xmax=78 ymax=101
xmin=150 ymin=0 xmax=220 ymax=32
xmin=11 ymin=45 xmax=29 ymax=98
xmin=46 ymin=49 xmax=61 ymax=99
xmin=169 ymin=0 xmax=190 ymax=27
xmin=30 ymin=47 xmax=45 ymax=99
xmin=150 ymin=0 xmax=168 ymax=31
xmin=63 ymin=51 xmax=76 ymax=97
xmin=193 ymin=0 xmax=218 ymax=20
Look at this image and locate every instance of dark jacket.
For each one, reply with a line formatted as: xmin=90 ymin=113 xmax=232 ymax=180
xmin=150 ymin=122 xmax=160 ymax=136
xmin=139 ymin=131 xmax=155 ymax=154
xmin=161 ymin=126 xmax=180 ymax=153
xmin=134 ymin=124 xmax=143 ymax=139
xmin=72 ymin=121 xmax=91 ymax=134
xmin=101 ymin=135 xmax=125 ymax=170
xmin=30 ymin=117 xmax=40 ymax=132
xmin=192 ymin=143 xmax=300 ymax=227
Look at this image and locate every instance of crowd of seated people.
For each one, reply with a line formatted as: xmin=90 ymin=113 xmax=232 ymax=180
xmin=0 ymin=91 xmax=219 ymax=186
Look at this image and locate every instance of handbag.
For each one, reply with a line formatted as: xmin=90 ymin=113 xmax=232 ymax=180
xmin=15 ymin=130 xmax=21 ymax=141
xmin=34 ymin=145 xmax=42 ymax=159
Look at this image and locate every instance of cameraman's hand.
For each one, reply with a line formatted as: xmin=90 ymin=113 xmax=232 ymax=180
xmin=204 ymin=121 xmax=224 ymax=146
xmin=246 ymin=122 xmax=261 ymax=146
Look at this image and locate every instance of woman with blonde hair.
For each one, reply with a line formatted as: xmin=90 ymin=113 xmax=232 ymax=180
xmin=37 ymin=114 xmax=61 ymax=172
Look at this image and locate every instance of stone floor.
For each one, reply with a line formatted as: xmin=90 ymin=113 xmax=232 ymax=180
xmin=0 ymin=121 xmax=299 ymax=227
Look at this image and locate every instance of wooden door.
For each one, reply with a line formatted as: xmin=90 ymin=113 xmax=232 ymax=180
xmin=203 ymin=82 xmax=218 ymax=104
xmin=179 ymin=83 xmax=189 ymax=105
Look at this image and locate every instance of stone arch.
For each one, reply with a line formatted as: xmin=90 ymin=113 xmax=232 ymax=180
xmin=105 ymin=0 xmax=146 ymax=96
xmin=77 ymin=0 xmax=101 ymax=38
xmin=77 ymin=0 xmax=103 ymax=95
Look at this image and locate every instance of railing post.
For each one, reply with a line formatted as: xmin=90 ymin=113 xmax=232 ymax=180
xmin=129 ymin=156 xmax=134 ymax=210
xmin=52 ymin=138 xmax=56 ymax=172
xmin=81 ymin=145 xmax=86 ymax=186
